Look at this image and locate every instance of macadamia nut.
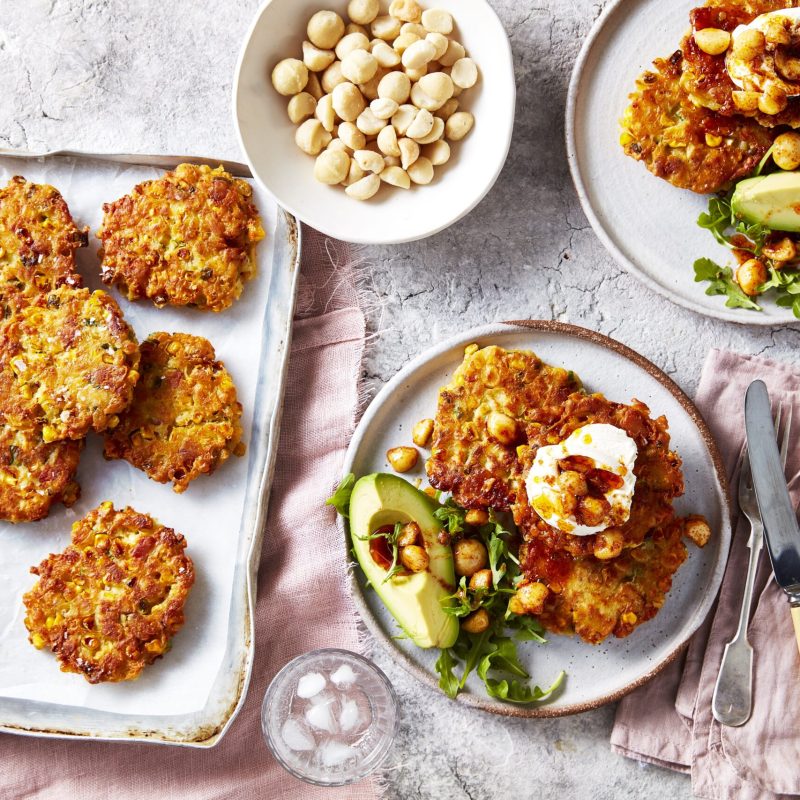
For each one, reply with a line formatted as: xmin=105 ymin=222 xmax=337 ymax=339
xmin=314 ymin=149 xmax=351 ymax=183
xmin=273 ymin=1 xmax=480 ymax=201
xmin=287 ymin=92 xmax=317 ymax=123
xmin=348 ymin=0 xmax=380 ymax=25
xmin=295 ymin=119 xmax=332 ymax=154
xmin=332 ymin=81 xmax=367 ymax=120
xmin=307 ymin=10 xmax=346 ymax=49
xmin=272 ymin=59 xmax=309 ymax=96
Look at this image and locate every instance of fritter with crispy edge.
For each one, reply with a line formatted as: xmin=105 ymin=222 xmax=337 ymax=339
xmin=98 ymin=163 xmax=265 ymax=312
xmin=513 ymin=393 xmax=684 ymax=561
xmin=680 ymin=0 xmax=800 ymax=129
xmin=0 ymin=286 xmax=140 ymax=441
xmin=517 ymin=516 xmax=691 ymax=644
xmin=104 ymin=332 xmax=244 ymax=493
xmin=0 ymin=176 xmax=86 ymax=312
xmin=426 ymin=344 xmax=582 ymax=511
xmin=23 ymin=502 xmax=194 ymax=684
xmin=620 ymin=49 xmax=773 ymax=193
xmin=0 ymin=426 xmax=82 ymax=522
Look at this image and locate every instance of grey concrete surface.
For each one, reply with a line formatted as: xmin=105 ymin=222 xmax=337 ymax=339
xmin=2 ymin=1 xmax=794 ymax=797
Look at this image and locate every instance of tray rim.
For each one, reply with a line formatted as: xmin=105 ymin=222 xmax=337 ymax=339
xmin=565 ymin=0 xmax=798 ymax=327
xmin=0 ymin=156 xmax=302 ymax=746
xmin=342 ymin=319 xmax=733 ymax=717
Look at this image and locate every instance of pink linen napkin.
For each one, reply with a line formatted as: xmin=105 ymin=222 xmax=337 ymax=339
xmin=0 ymin=227 xmax=379 ymax=800
xmin=611 ymin=349 xmax=800 ymax=800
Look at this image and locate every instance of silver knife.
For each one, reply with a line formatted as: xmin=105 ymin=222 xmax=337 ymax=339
xmin=745 ymin=380 xmax=800 ymax=654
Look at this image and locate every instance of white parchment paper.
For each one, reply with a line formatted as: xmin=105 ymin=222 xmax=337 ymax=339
xmin=0 ymin=156 xmax=278 ymax=716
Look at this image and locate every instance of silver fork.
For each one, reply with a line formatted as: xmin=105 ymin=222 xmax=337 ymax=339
xmin=711 ymin=403 xmax=792 ymax=727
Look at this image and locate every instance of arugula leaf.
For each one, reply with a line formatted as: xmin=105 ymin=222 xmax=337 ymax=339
xmin=477 ymin=638 xmax=529 ymax=680
xmin=693 ymin=258 xmax=762 ymax=311
xmin=507 ymin=612 xmax=547 ymax=643
xmin=459 ymin=629 xmax=492 ymax=689
xmin=476 ymin=639 xmax=565 ymax=704
xmin=381 ymin=522 xmax=404 ymax=584
xmin=481 ymin=671 xmax=566 ymax=704
xmin=325 ymin=473 xmax=355 ymax=518
xmin=433 ymin=498 xmax=466 ymax=535
xmin=435 ymin=647 xmax=460 ymax=699
xmin=697 ymin=196 xmax=734 ymax=247
xmin=481 ymin=513 xmax=518 ymax=587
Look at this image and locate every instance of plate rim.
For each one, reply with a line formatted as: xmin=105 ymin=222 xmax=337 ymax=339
xmin=565 ymin=0 xmax=797 ymax=327
xmin=342 ymin=319 xmax=732 ymax=717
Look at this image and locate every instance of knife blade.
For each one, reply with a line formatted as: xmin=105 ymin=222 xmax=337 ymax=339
xmin=745 ymin=380 xmax=800 ymax=605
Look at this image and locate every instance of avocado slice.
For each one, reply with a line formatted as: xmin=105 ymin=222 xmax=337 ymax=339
xmin=349 ymin=473 xmax=459 ymax=649
xmin=731 ymin=172 xmax=800 ymax=232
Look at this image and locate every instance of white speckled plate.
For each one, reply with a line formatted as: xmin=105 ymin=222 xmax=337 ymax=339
xmin=342 ymin=322 xmax=731 ymax=716
xmin=567 ymin=0 xmax=798 ymax=326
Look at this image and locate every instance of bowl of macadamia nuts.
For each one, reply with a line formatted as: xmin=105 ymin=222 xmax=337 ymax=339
xmin=233 ymin=0 xmax=514 ymax=244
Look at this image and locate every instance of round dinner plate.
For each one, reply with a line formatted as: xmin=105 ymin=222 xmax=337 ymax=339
xmin=342 ymin=321 xmax=732 ymax=716
xmin=567 ymin=0 xmax=797 ymax=326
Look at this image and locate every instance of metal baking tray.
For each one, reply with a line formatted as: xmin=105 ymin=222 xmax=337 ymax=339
xmin=0 ymin=152 xmax=301 ymax=747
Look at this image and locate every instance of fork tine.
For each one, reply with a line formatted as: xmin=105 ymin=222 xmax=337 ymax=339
xmin=780 ymin=402 xmax=792 ymax=471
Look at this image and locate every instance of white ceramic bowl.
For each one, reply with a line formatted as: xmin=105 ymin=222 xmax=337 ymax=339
xmin=233 ymin=0 xmax=515 ymax=244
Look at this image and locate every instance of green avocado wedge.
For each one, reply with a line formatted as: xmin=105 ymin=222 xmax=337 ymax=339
xmin=349 ymin=473 xmax=459 ymax=649
xmin=731 ymin=172 xmax=800 ymax=232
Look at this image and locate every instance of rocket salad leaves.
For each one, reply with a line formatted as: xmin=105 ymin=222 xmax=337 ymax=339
xmin=695 ymin=190 xmax=800 ymax=317
xmin=434 ymin=501 xmax=563 ymax=704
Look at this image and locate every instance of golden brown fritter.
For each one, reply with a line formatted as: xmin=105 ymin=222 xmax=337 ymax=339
xmin=23 ymin=502 xmax=194 ymax=684
xmin=426 ymin=344 xmax=582 ymax=511
xmin=0 ymin=286 xmax=140 ymax=441
xmin=519 ymin=517 xmax=689 ymax=644
xmin=621 ymin=49 xmax=773 ymax=193
xmin=0 ymin=425 xmax=81 ymax=522
xmin=103 ymin=332 xmax=244 ymax=493
xmin=97 ymin=163 xmax=265 ymax=312
xmin=680 ymin=1 xmax=800 ymax=128
xmin=513 ymin=393 xmax=684 ymax=560
xmin=0 ymin=176 xmax=86 ymax=312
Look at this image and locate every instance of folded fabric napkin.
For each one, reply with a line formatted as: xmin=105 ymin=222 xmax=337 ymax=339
xmin=0 ymin=227 xmax=378 ymax=800
xmin=611 ymin=349 xmax=800 ymax=800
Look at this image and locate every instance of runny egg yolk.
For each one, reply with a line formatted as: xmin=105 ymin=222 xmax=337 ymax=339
xmin=525 ymin=423 xmax=638 ymax=537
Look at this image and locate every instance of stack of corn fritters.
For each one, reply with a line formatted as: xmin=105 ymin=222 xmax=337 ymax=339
xmin=427 ymin=344 xmax=710 ymax=645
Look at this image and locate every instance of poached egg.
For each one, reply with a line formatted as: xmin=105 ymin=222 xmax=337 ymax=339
xmin=727 ymin=8 xmax=800 ymax=97
xmin=525 ymin=423 xmax=638 ymax=536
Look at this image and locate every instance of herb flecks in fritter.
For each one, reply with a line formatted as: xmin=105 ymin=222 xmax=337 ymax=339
xmin=426 ymin=344 xmax=581 ymax=511
xmin=23 ymin=502 xmax=194 ymax=684
xmin=104 ymin=332 xmax=244 ymax=493
xmin=0 ymin=286 xmax=140 ymax=441
xmin=98 ymin=163 xmax=265 ymax=312
xmin=0 ymin=175 xmax=86 ymax=313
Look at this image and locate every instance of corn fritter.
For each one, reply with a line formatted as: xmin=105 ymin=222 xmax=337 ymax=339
xmin=103 ymin=332 xmax=244 ymax=492
xmin=98 ymin=163 xmax=265 ymax=312
xmin=0 ymin=425 xmax=82 ymax=522
xmin=426 ymin=345 xmax=582 ymax=510
xmin=0 ymin=286 xmax=140 ymax=441
xmin=0 ymin=176 xmax=86 ymax=313
xmin=23 ymin=502 xmax=194 ymax=684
